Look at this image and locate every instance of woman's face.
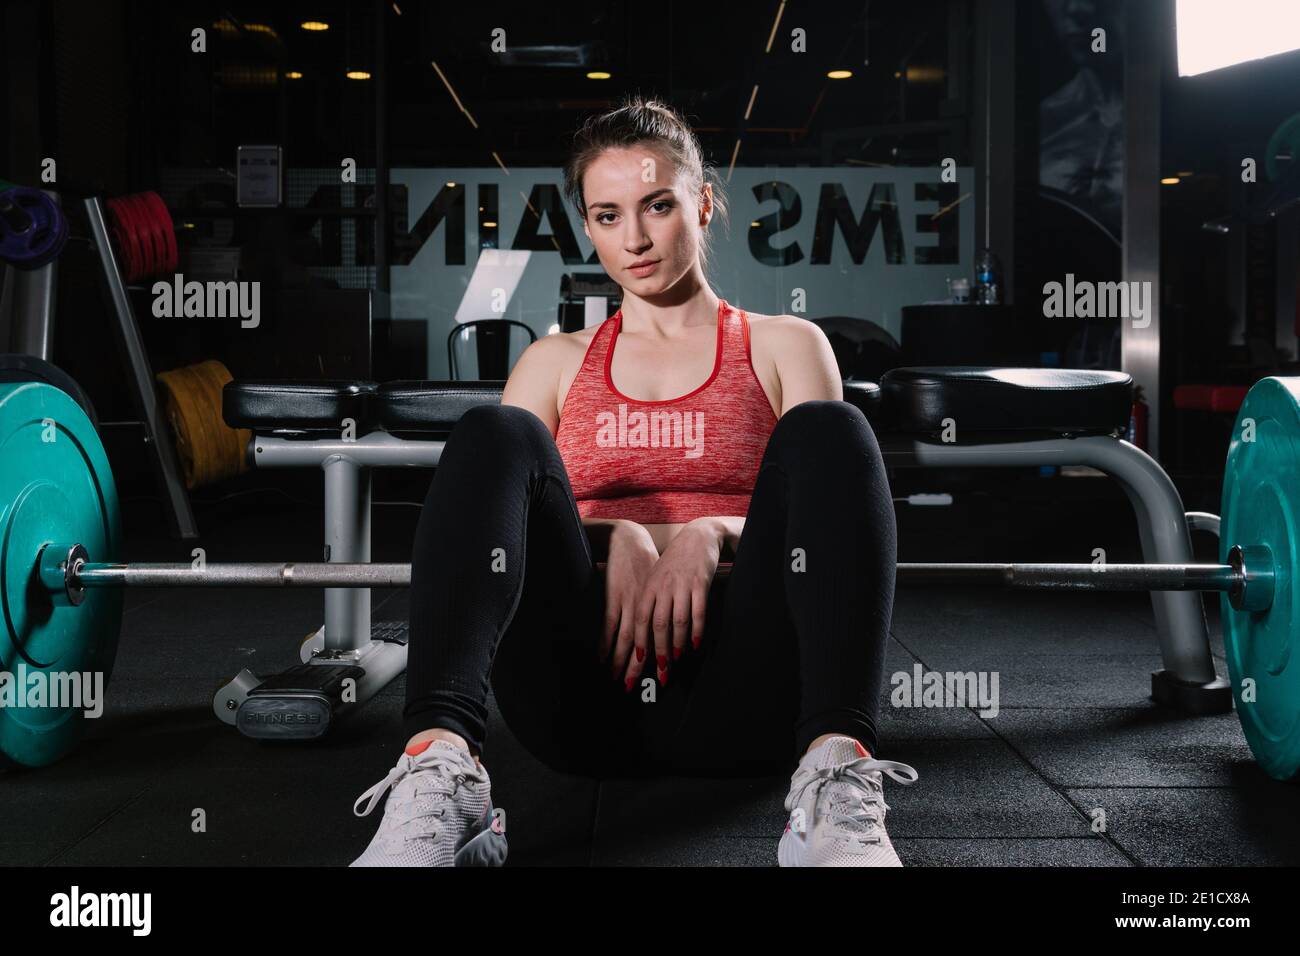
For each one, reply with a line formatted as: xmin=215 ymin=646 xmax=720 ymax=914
xmin=580 ymin=146 xmax=712 ymax=296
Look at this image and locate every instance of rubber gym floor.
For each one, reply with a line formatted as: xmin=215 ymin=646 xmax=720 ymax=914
xmin=6 ymin=466 xmax=1298 ymax=867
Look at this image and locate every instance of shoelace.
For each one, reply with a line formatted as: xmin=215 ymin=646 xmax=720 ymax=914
xmin=353 ymin=751 xmax=485 ymax=841
xmin=786 ymin=758 xmax=919 ymax=848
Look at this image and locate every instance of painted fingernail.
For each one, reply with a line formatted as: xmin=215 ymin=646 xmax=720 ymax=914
xmin=692 ymin=635 xmax=701 ymax=651
xmin=657 ymin=654 xmax=667 ymax=669
xmin=659 ymin=669 xmax=669 ymax=686
xmin=625 ymin=675 xmax=634 ymax=692
xmin=673 ymin=646 xmax=682 ymax=660
xmin=636 ymin=646 xmax=645 ymax=662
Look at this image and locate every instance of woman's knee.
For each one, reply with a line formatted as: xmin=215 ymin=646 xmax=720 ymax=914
xmin=773 ymin=398 xmax=869 ymax=435
xmin=456 ymin=402 xmax=550 ymax=440
xmin=768 ymin=400 xmax=882 ymax=464
xmin=416 ymin=404 xmax=559 ymax=522
xmin=448 ymin=402 xmax=558 ymax=465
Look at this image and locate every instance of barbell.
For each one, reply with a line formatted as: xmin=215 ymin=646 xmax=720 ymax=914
xmin=2 ymin=376 xmax=1298 ymax=781
xmin=32 ymin=546 xmax=1275 ymax=608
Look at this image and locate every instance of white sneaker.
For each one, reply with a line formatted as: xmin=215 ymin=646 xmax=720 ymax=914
xmin=350 ymin=739 xmax=507 ymax=867
xmin=778 ymin=737 xmax=918 ymax=867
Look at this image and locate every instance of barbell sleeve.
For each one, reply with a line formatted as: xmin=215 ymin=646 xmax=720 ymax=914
xmin=74 ymin=562 xmax=413 ymax=589
xmin=895 ymin=562 xmax=1237 ymax=591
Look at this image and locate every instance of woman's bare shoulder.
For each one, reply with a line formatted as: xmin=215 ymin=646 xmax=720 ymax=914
xmin=742 ymin=309 xmax=785 ymax=328
xmin=746 ymin=310 xmax=828 ymax=353
xmin=744 ymin=308 xmax=801 ymax=328
xmin=550 ymin=326 xmax=602 ymax=419
xmin=523 ymin=326 xmax=597 ymax=374
xmin=743 ymin=309 xmax=807 ymax=360
xmin=553 ymin=325 xmax=600 ymax=373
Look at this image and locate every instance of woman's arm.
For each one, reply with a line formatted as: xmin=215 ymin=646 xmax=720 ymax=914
xmin=500 ymin=336 xmax=563 ymax=434
xmin=769 ymin=315 xmax=844 ymax=414
xmin=582 ymin=516 xmax=638 ymax=560
xmin=685 ymin=516 xmax=744 ymax=561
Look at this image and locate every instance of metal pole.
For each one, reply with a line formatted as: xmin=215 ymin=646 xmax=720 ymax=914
xmin=76 ymin=560 xmax=1235 ymax=593
xmin=895 ymin=563 xmax=1237 ymax=592
xmin=76 ymin=562 xmax=410 ymax=588
xmin=64 ymin=549 xmax=1272 ymax=611
xmin=374 ymin=0 xmax=389 ymax=299
xmin=6 ymin=192 xmax=60 ymax=358
xmin=84 ymin=196 xmax=198 ymax=539
xmin=1123 ymin=0 xmax=1163 ymax=454
xmin=585 ymin=559 xmax=1255 ymax=600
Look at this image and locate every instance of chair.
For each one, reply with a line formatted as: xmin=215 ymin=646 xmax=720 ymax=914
xmin=446 ymin=319 xmax=537 ymax=380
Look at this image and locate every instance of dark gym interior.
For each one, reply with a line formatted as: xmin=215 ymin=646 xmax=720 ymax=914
xmin=2 ymin=0 xmax=1300 ymax=898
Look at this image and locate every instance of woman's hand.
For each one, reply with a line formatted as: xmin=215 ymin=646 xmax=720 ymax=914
xmin=600 ymin=520 xmax=662 ymax=690
xmin=631 ymin=519 xmax=722 ymax=686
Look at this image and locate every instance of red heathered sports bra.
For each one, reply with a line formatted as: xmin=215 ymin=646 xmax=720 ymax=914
xmin=555 ymin=298 xmax=779 ymax=524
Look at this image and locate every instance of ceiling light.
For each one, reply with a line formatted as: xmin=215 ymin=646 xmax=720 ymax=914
xmin=1176 ymin=0 xmax=1300 ymax=76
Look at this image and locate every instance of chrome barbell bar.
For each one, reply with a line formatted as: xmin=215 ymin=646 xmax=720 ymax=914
xmin=41 ymin=542 xmax=1275 ymax=613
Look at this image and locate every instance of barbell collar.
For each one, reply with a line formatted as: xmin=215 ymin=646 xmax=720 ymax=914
xmin=38 ymin=542 xmax=89 ymax=607
xmin=1226 ymin=544 xmax=1275 ymax=612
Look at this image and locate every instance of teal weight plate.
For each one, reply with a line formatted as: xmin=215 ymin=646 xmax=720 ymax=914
xmin=1221 ymin=376 xmax=1300 ymax=780
xmin=0 ymin=382 xmax=122 ymax=767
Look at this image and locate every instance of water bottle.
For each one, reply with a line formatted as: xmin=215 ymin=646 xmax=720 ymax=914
xmin=974 ymin=248 xmax=1002 ymax=305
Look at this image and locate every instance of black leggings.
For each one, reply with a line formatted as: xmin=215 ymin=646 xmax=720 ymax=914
xmin=403 ymin=400 xmax=896 ymax=779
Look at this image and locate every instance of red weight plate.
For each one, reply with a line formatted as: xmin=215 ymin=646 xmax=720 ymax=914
xmin=106 ymin=197 xmax=144 ymax=282
xmin=126 ymin=193 xmax=162 ymax=280
xmin=143 ymin=191 xmax=178 ymax=274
